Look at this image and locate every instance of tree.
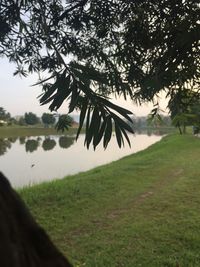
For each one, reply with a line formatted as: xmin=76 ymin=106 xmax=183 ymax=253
xmin=0 ymin=107 xmax=10 ymax=121
xmin=41 ymin=113 xmax=56 ymax=127
xmin=0 ymin=1 xmax=199 ymax=265
xmin=56 ymin=114 xmax=74 ymax=132
xmin=24 ymin=112 xmax=39 ymax=126
xmin=169 ymin=89 xmax=200 ymax=134
xmin=1 ymin=0 xmax=199 ymax=148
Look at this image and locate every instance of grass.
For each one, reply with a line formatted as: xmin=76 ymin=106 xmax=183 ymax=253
xmin=0 ymin=126 xmax=77 ymax=138
xmin=19 ymin=133 xmax=200 ymax=266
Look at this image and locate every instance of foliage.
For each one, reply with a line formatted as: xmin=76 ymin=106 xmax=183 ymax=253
xmin=0 ymin=1 xmax=199 ymax=147
xmin=24 ymin=112 xmax=39 ymax=125
xmin=147 ymin=114 xmax=165 ymax=128
xmin=169 ymin=89 xmax=200 ymax=134
xmin=41 ymin=113 xmax=56 ymax=126
xmin=56 ymin=114 xmax=73 ymax=132
xmin=18 ymin=117 xmax=26 ymax=126
xmin=130 ymin=115 xmax=171 ymax=130
xmin=0 ymin=107 xmax=10 ymax=121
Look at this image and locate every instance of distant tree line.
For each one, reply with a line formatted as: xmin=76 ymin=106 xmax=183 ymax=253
xmin=0 ymin=107 xmax=74 ymax=128
xmin=129 ymin=115 xmax=172 ymax=131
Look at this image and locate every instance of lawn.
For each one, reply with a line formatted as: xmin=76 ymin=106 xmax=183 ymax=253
xmin=20 ymin=133 xmax=200 ymax=266
xmin=0 ymin=126 xmax=77 ymax=138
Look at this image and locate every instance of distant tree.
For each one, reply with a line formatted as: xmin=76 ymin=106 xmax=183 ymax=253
xmin=18 ymin=117 xmax=26 ymax=126
xmin=56 ymin=115 xmax=73 ymax=132
xmin=41 ymin=113 xmax=56 ymax=127
xmin=0 ymin=107 xmax=10 ymax=121
xmin=169 ymin=89 xmax=200 ymax=134
xmin=24 ymin=112 xmax=39 ymax=126
xmin=147 ymin=114 xmax=165 ymax=128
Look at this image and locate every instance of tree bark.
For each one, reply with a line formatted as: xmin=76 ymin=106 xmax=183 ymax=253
xmin=0 ymin=172 xmax=72 ymax=267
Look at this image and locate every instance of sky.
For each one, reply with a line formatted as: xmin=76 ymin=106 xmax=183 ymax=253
xmin=0 ymin=58 xmax=169 ymax=118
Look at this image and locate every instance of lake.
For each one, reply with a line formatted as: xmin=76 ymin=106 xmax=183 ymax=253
xmin=0 ymin=133 xmax=163 ymax=188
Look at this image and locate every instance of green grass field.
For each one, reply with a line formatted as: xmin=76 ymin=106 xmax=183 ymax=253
xmin=20 ymin=133 xmax=200 ymax=266
xmin=0 ymin=126 xmax=77 ymax=138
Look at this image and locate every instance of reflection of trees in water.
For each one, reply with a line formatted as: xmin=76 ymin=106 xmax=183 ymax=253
xmin=136 ymin=128 xmax=169 ymax=136
xmin=8 ymin=137 xmax=18 ymax=143
xmin=42 ymin=138 xmax=56 ymax=151
xmin=19 ymin=137 xmax=26 ymax=145
xmin=59 ymin=136 xmax=75 ymax=149
xmin=0 ymin=139 xmax=11 ymax=156
xmin=25 ymin=139 xmax=39 ymax=153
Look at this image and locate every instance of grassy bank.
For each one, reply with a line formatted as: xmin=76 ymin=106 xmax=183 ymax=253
xmin=0 ymin=126 xmax=77 ymax=138
xmin=20 ymin=134 xmax=200 ymax=267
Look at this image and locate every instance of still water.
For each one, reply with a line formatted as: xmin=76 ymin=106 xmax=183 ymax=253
xmin=0 ymin=133 xmax=163 ymax=188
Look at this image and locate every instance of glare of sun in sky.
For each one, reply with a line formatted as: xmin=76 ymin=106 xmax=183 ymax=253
xmin=0 ymin=58 xmax=169 ymax=117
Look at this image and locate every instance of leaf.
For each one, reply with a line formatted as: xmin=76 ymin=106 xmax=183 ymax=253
xmin=92 ymin=119 xmax=107 ymax=148
xmin=120 ymin=127 xmax=132 ymax=147
xmin=76 ymin=97 xmax=88 ymax=140
xmin=114 ymin=122 xmax=123 ymax=148
xmin=47 ymin=75 xmax=71 ymax=111
xmin=98 ymin=96 xmax=133 ymax=122
xmin=92 ymin=110 xmax=102 ymax=149
xmin=39 ymin=83 xmax=58 ymax=104
xmin=84 ymin=106 xmax=91 ymax=148
xmin=69 ymin=81 xmax=79 ymax=113
xmin=86 ymin=108 xmax=97 ymax=149
xmin=111 ymin=113 xmax=134 ymax=133
xmin=103 ymin=116 xmax=112 ymax=149
xmin=32 ymin=73 xmax=56 ymax=86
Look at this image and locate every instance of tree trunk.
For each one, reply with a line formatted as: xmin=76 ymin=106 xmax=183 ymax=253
xmin=177 ymin=123 xmax=182 ymax=135
xmin=0 ymin=172 xmax=72 ymax=267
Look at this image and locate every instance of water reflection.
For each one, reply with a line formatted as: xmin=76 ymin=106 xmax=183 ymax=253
xmin=0 ymin=131 xmax=168 ymax=156
xmin=8 ymin=137 xmax=18 ymax=143
xmin=59 ymin=136 xmax=75 ymax=149
xmin=0 ymin=135 xmax=76 ymax=155
xmin=19 ymin=137 xmax=26 ymax=145
xmin=136 ymin=128 xmax=174 ymax=136
xmin=0 ymin=133 xmax=164 ymax=188
xmin=25 ymin=139 xmax=39 ymax=153
xmin=0 ymin=138 xmax=11 ymax=156
xmin=42 ymin=138 xmax=56 ymax=151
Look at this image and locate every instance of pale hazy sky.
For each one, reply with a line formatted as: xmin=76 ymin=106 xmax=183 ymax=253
xmin=0 ymin=58 xmax=168 ymax=117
